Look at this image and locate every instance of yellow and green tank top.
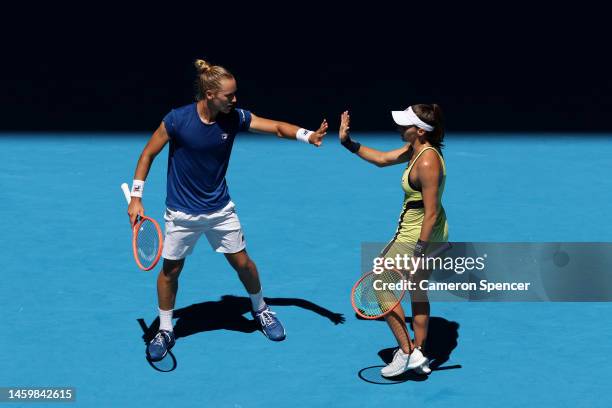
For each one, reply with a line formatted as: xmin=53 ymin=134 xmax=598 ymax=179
xmin=393 ymin=146 xmax=448 ymax=243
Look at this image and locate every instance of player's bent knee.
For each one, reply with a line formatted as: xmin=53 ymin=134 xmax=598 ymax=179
xmin=225 ymin=251 xmax=255 ymax=273
xmin=235 ymin=259 xmax=253 ymax=273
xmin=161 ymin=258 xmax=185 ymax=278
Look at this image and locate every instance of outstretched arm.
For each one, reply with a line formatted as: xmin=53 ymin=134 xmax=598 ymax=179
xmin=339 ymin=110 xmax=412 ymax=167
xmin=249 ymin=113 xmax=328 ymax=146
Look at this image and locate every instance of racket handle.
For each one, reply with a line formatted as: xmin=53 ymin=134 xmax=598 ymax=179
xmin=121 ymin=182 xmax=131 ymax=204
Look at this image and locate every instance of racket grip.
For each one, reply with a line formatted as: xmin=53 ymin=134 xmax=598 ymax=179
xmin=121 ymin=182 xmax=131 ymax=204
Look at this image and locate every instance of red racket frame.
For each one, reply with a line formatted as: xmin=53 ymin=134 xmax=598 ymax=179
xmin=132 ymin=215 xmax=163 ymax=271
xmin=350 ymin=269 xmax=407 ymax=320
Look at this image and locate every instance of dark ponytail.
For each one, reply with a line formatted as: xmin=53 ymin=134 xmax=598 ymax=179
xmin=412 ymin=103 xmax=445 ymax=150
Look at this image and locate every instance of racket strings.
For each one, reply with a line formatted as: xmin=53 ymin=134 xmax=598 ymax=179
xmin=136 ymin=220 xmax=160 ymax=265
xmin=353 ymin=269 xmax=406 ymax=317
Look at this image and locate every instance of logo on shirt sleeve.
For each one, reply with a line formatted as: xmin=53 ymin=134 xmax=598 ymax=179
xmin=221 ymin=133 xmax=229 ymax=140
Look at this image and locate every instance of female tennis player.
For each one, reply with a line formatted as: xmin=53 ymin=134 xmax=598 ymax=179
xmin=127 ymin=59 xmax=328 ymax=361
xmin=339 ymin=105 xmax=448 ymax=377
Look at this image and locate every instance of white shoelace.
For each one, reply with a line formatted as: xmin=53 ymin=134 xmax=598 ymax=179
xmin=390 ymin=349 xmax=408 ymax=367
xmin=257 ymin=309 xmax=277 ymax=327
xmin=153 ymin=331 xmax=169 ymax=346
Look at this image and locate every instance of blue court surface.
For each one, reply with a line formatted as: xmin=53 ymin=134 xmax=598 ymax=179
xmin=2 ymin=133 xmax=612 ymax=407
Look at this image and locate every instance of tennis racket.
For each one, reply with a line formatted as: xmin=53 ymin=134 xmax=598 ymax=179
xmin=351 ymin=242 xmax=452 ymax=319
xmin=121 ymin=183 xmax=163 ymax=271
xmin=351 ymin=267 xmax=408 ymax=319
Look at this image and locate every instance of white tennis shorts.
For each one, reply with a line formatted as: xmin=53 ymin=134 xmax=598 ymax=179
xmin=161 ymin=201 xmax=246 ymax=260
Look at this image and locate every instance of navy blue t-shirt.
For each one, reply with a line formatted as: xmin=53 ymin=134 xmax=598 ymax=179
xmin=162 ymin=103 xmax=252 ymax=214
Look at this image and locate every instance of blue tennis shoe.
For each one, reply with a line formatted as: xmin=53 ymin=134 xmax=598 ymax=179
xmin=252 ymin=306 xmax=286 ymax=341
xmin=147 ymin=330 xmax=175 ymax=361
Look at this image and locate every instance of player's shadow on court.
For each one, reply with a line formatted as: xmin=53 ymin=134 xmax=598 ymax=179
xmin=356 ymin=313 xmax=461 ymax=380
xmin=138 ymin=295 xmax=345 ymax=342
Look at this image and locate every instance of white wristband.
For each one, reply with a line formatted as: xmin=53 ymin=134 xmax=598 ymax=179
xmin=296 ymin=128 xmax=313 ymax=144
xmin=131 ymin=180 xmax=145 ymax=197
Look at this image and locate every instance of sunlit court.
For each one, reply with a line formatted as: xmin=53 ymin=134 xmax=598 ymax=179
xmin=3 ymin=5 xmax=611 ymax=405
xmin=2 ymin=133 xmax=611 ymax=406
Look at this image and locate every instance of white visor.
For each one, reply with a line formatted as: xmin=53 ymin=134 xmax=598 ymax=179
xmin=391 ymin=106 xmax=434 ymax=132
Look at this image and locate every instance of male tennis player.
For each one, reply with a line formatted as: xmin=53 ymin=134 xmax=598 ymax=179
xmin=339 ymin=105 xmax=448 ymax=377
xmin=128 ymin=59 xmax=328 ymax=361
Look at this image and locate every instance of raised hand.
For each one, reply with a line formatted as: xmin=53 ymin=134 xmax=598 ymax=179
xmin=339 ymin=110 xmax=351 ymax=142
xmin=309 ymin=119 xmax=328 ymax=147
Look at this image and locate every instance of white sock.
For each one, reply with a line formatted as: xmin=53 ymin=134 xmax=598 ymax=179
xmin=159 ymin=308 xmax=173 ymax=332
xmin=249 ymin=289 xmax=266 ymax=311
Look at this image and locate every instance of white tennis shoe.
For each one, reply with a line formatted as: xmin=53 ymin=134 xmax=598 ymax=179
xmin=381 ymin=347 xmax=428 ymax=377
xmin=414 ymin=358 xmax=432 ymax=375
